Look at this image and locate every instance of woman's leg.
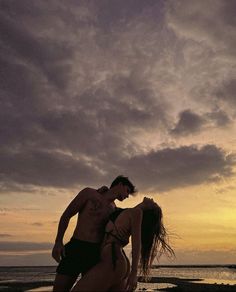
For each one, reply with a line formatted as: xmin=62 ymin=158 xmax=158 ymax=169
xmin=71 ymin=260 xmax=113 ymax=291
xmin=53 ymin=273 xmax=77 ymax=292
xmin=110 ymin=279 xmax=127 ymax=291
xmin=71 ymin=245 xmax=127 ymax=292
xmin=110 ymin=249 xmax=130 ymax=291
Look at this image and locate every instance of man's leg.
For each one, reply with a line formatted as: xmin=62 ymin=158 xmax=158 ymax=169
xmin=53 ymin=273 xmax=78 ymax=292
xmin=53 ymin=238 xmax=80 ymax=291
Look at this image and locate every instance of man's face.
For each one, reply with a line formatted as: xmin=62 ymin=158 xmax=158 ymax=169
xmin=117 ymin=183 xmax=131 ymax=201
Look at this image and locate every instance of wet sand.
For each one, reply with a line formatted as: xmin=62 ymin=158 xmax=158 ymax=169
xmin=1 ymin=276 xmax=236 ymax=292
xmin=0 ymin=281 xmax=52 ymax=292
xmin=138 ymin=276 xmax=236 ymax=291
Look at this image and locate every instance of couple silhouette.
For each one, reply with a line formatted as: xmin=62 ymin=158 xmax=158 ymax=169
xmin=52 ymin=175 xmax=174 ymax=291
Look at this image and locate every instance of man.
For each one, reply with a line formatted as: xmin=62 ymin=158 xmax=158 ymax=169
xmin=52 ymin=175 xmax=136 ymax=291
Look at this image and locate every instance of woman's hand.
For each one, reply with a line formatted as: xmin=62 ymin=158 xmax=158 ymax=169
xmin=52 ymin=241 xmax=65 ymax=263
xmin=126 ymin=271 xmax=138 ymax=291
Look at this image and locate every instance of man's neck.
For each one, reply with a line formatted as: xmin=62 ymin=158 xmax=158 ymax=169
xmin=103 ymin=188 xmax=116 ymax=203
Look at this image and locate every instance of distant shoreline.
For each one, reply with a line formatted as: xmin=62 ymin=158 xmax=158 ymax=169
xmin=153 ymin=264 xmax=236 ymax=269
xmin=1 ymin=264 xmax=236 ymax=268
xmin=1 ymin=277 xmax=236 ymax=292
xmin=1 ymin=266 xmax=236 ymax=292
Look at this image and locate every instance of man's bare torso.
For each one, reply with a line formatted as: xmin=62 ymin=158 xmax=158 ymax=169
xmin=73 ymin=190 xmax=115 ymax=243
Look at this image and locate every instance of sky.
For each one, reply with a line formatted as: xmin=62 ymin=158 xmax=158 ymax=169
xmin=0 ymin=0 xmax=236 ymax=266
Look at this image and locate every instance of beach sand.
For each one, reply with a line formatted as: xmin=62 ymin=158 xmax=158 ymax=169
xmin=138 ymin=276 xmax=236 ymax=291
xmin=0 ymin=281 xmax=52 ymax=292
xmin=1 ymin=276 xmax=236 ymax=291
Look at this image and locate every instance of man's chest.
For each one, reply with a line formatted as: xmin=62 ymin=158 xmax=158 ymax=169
xmin=85 ymin=198 xmax=113 ymax=221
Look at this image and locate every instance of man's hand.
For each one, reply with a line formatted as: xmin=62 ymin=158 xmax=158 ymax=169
xmin=126 ymin=271 xmax=138 ymax=291
xmin=97 ymin=185 xmax=109 ymax=193
xmin=52 ymin=242 xmax=65 ymax=263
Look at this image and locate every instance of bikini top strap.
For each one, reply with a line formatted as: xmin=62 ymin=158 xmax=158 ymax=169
xmin=104 ymin=220 xmax=127 ymax=246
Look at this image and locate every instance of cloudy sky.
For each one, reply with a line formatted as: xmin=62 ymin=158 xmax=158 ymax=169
xmin=0 ymin=0 xmax=236 ymax=266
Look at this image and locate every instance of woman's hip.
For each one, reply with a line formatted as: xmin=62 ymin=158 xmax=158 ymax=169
xmin=101 ymin=243 xmax=129 ymax=278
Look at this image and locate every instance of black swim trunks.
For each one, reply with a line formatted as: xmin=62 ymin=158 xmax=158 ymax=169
xmin=56 ymin=238 xmax=101 ymax=277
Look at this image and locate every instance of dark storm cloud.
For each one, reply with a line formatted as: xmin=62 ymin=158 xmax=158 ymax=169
xmin=1 ymin=141 xmax=234 ymax=192
xmin=0 ymin=0 xmax=169 ymax=154
xmin=206 ymin=109 xmax=232 ymax=127
xmin=215 ymin=79 xmax=236 ymax=106
xmin=170 ymin=110 xmax=206 ymax=136
xmin=166 ymin=0 xmax=236 ymax=116
xmin=166 ymin=0 xmax=236 ymax=58
xmin=0 ymin=0 xmax=235 ymax=194
xmin=0 ymin=6 xmax=170 ymax=193
xmin=220 ymin=0 xmax=236 ymax=28
xmin=0 ymin=10 xmax=73 ymax=89
xmin=0 ymin=67 xmax=170 ymax=191
xmin=170 ymin=109 xmax=232 ymax=137
xmin=0 ymin=147 xmax=103 ymax=188
xmin=120 ymin=145 xmax=235 ymax=191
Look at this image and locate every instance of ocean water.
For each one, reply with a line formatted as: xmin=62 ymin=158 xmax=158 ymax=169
xmin=137 ymin=266 xmax=236 ymax=290
xmin=0 ymin=266 xmax=236 ymax=291
xmin=0 ymin=266 xmax=56 ymax=283
xmin=151 ymin=266 xmax=236 ymax=284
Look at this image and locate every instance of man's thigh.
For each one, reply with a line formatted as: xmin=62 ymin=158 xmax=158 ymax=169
xmin=56 ymin=238 xmax=98 ymax=276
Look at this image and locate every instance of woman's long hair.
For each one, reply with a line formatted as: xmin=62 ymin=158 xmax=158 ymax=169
xmin=140 ymin=205 xmax=175 ymax=278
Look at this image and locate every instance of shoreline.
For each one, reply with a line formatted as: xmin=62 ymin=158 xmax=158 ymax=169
xmin=1 ymin=264 xmax=235 ymax=267
xmin=1 ymin=266 xmax=236 ymax=291
xmin=1 ymin=277 xmax=236 ymax=292
xmin=152 ymin=264 xmax=236 ymax=269
xmin=1 ymin=264 xmax=236 ymax=270
xmin=138 ymin=276 xmax=236 ymax=291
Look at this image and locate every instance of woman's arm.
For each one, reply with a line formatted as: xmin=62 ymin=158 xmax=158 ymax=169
xmin=126 ymin=207 xmax=143 ymax=291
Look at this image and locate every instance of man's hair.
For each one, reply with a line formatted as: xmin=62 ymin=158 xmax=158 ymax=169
xmin=110 ymin=175 xmax=136 ymax=194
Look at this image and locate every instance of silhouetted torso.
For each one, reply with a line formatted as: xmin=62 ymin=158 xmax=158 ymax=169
xmin=73 ymin=192 xmax=115 ymax=243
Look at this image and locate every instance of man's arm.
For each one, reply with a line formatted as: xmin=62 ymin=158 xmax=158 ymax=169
xmin=52 ymin=188 xmax=90 ymax=262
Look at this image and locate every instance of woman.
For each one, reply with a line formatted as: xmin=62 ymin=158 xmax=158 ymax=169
xmin=71 ymin=197 xmax=174 ymax=291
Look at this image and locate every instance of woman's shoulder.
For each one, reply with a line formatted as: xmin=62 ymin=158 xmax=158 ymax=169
xmin=120 ymin=206 xmax=142 ymax=216
xmin=130 ymin=207 xmax=142 ymax=220
xmin=131 ymin=206 xmax=142 ymax=214
xmin=109 ymin=207 xmax=142 ymax=223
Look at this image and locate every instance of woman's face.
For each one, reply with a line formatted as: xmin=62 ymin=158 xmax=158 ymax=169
xmin=142 ymin=197 xmax=158 ymax=209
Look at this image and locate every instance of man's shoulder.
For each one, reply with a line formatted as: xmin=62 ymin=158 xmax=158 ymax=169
xmin=79 ymin=187 xmax=98 ymax=197
xmin=72 ymin=188 xmax=98 ymax=205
